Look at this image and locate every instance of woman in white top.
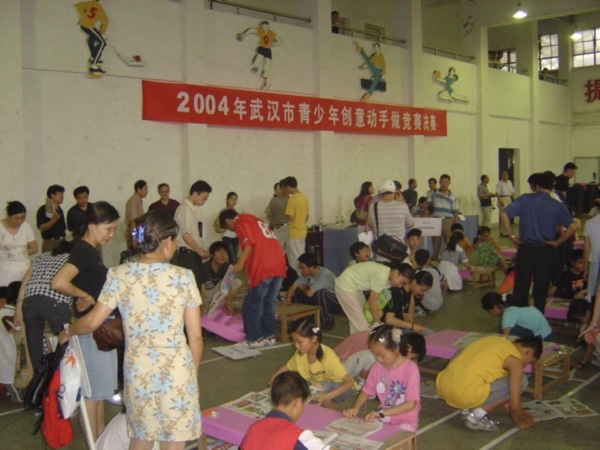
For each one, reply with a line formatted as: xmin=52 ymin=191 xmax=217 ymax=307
xmin=0 ymin=201 xmax=37 ymax=286
xmin=439 ymin=232 xmax=471 ymax=291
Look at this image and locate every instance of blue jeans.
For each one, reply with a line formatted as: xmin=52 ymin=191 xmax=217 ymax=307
xmin=242 ymin=276 xmax=283 ymax=342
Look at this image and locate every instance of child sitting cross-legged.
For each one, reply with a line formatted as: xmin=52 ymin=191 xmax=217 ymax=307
xmin=339 ymin=331 xmax=426 ymax=392
xmin=343 ymin=325 xmax=421 ymax=432
xmin=481 ymin=292 xmax=552 ymax=341
xmin=472 ymin=226 xmax=508 ymax=272
xmin=241 ymin=371 xmax=336 ymax=450
xmin=405 ymin=228 xmax=422 ymax=269
xmin=439 ymin=232 xmax=471 ymax=291
xmin=268 ymin=318 xmax=355 ymax=409
xmin=414 ymin=249 xmax=446 ymax=314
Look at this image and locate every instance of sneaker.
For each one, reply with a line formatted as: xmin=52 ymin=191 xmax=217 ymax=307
xmin=322 ymin=314 xmax=335 ymax=331
xmin=461 ymin=409 xmax=471 ymax=419
xmin=264 ymin=336 xmax=277 ymax=346
xmin=89 ymin=66 xmax=106 ymax=74
xmin=245 ymin=339 xmax=265 ymax=348
xmin=6 ymin=384 xmax=23 ymax=404
xmin=464 ymin=413 xmax=499 ymax=431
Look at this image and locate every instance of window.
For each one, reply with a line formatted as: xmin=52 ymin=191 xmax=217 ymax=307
xmin=498 ymin=49 xmax=517 ymax=73
xmin=572 ymin=27 xmax=600 ymax=68
xmin=539 ymin=33 xmax=559 ymax=71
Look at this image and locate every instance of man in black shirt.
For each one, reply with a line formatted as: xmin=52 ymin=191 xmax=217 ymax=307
xmin=36 ymin=184 xmax=67 ymax=252
xmin=554 ymin=162 xmax=577 ymax=201
xmin=66 ymin=185 xmax=93 ymax=236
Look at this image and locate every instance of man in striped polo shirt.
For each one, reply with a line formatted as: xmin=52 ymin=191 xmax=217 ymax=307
xmin=428 ymin=174 xmax=460 ymax=260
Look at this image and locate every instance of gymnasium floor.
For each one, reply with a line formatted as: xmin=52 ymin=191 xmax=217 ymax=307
xmin=1 ymin=233 xmax=599 ymax=450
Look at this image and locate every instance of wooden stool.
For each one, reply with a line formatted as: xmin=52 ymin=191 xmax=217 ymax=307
xmin=468 ymin=266 xmax=496 ymax=289
xmin=525 ymin=346 xmax=572 ymax=400
xmin=275 ymin=303 xmax=320 ymax=341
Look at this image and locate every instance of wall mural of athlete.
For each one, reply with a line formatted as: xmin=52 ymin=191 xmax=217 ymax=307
xmin=432 ymin=67 xmax=469 ymax=103
xmin=354 ymin=41 xmax=387 ymax=102
xmin=236 ymin=21 xmax=282 ymax=90
xmin=75 ymin=0 xmax=109 ymax=78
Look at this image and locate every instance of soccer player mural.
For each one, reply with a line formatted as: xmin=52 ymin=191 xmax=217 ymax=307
xmin=236 ymin=21 xmax=282 ymax=90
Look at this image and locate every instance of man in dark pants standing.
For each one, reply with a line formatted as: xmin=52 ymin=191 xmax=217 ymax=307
xmin=500 ymin=172 xmax=576 ymax=313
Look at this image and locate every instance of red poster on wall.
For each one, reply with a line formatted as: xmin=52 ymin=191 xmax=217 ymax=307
xmin=142 ymin=80 xmax=447 ymax=137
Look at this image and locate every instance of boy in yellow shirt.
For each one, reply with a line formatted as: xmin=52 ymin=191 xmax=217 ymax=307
xmin=436 ymin=335 xmax=542 ymax=431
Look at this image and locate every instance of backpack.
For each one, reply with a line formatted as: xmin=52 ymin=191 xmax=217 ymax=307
xmin=24 ymin=342 xmax=68 ymax=411
xmin=41 ymin=369 xmax=73 ymax=448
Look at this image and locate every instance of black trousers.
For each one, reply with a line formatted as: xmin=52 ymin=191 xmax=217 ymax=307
xmin=513 ymin=244 xmax=554 ymax=313
xmin=293 ymin=289 xmax=341 ymax=325
xmin=22 ymin=295 xmax=71 ymax=371
xmin=172 ymin=248 xmax=202 ymax=289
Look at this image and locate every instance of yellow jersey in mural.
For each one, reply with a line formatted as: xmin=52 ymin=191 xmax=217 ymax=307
xmin=257 ymin=28 xmax=277 ymax=49
xmin=75 ymin=1 xmax=109 ymax=34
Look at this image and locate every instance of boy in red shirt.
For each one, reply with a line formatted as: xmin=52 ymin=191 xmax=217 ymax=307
xmin=219 ymin=210 xmax=286 ymax=347
xmin=241 ymin=371 xmax=333 ymax=450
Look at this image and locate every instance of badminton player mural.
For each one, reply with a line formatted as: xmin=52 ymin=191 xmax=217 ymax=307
xmin=236 ymin=21 xmax=282 ymax=90
xmin=432 ymin=67 xmax=469 ymax=103
xmin=75 ymin=0 xmax=144 ymax=78
xmin=354 ymin=41 xmax=387 ymax=102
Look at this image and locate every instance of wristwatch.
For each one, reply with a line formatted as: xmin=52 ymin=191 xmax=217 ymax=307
xmin=377 ymin=407 xmax=391 ymax=422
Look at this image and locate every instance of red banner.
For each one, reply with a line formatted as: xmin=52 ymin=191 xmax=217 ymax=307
xmin=142 ymin=80 xmax=447 ymax=136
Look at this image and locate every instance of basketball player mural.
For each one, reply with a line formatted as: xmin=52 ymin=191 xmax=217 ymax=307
xmin=75 ymin=0 xmax=109 ymax=78
xmin=236 ymin=21 xmax=282 ymax=90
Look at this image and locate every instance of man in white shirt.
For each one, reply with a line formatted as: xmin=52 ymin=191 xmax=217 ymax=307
xmin=173 ymin=180 xmax=212 ymax=287
xmin=496 ymin=171 xmax=515 ymax=236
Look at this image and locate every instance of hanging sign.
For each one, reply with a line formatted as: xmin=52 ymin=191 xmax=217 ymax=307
xmin=142 ymin=80 xmax=447 ymax=136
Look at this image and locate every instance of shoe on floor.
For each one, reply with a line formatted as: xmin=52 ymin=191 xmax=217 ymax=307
xmin=322 ymin=314 xmax=335 ymax=331
xmin=263 ymin=336 xmax=277 ymax=346
xmin=245 ymin=339 xmax=266 ymax=348
xmin=6 ymin=384 xmax=23 ymax=404
xmin=464 ymin=413 xmax=499 ymax=431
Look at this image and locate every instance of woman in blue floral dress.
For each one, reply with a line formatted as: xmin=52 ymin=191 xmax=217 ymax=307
xmin=59 ymin=211 xmax=203 ymax=449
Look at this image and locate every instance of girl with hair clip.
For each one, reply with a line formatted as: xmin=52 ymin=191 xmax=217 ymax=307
xmin=438 ymin=232 xmax=471 ymax=291
xmin=344 ymin=324 xmax=420 ymax=431
xmin=268 ymin=318 xmax=355 ymax=409
xmin=58 ymin=210 xmax=203 ymax=450
xmin=52 ymin=201 xmax=120 ymax=441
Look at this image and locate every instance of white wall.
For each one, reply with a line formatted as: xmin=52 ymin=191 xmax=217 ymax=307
xmin=0 ymin=0 xmax=591 ymax=266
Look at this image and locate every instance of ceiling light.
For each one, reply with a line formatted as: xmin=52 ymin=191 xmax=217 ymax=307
xmin=513 ymin=2 xmax=528 ymax=19
xmin=570 ymin=29 xmax=582 ymax=40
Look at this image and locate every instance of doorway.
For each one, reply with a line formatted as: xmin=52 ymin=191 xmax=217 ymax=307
xmin=498 ymin=148 xmax=516 ymax=182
